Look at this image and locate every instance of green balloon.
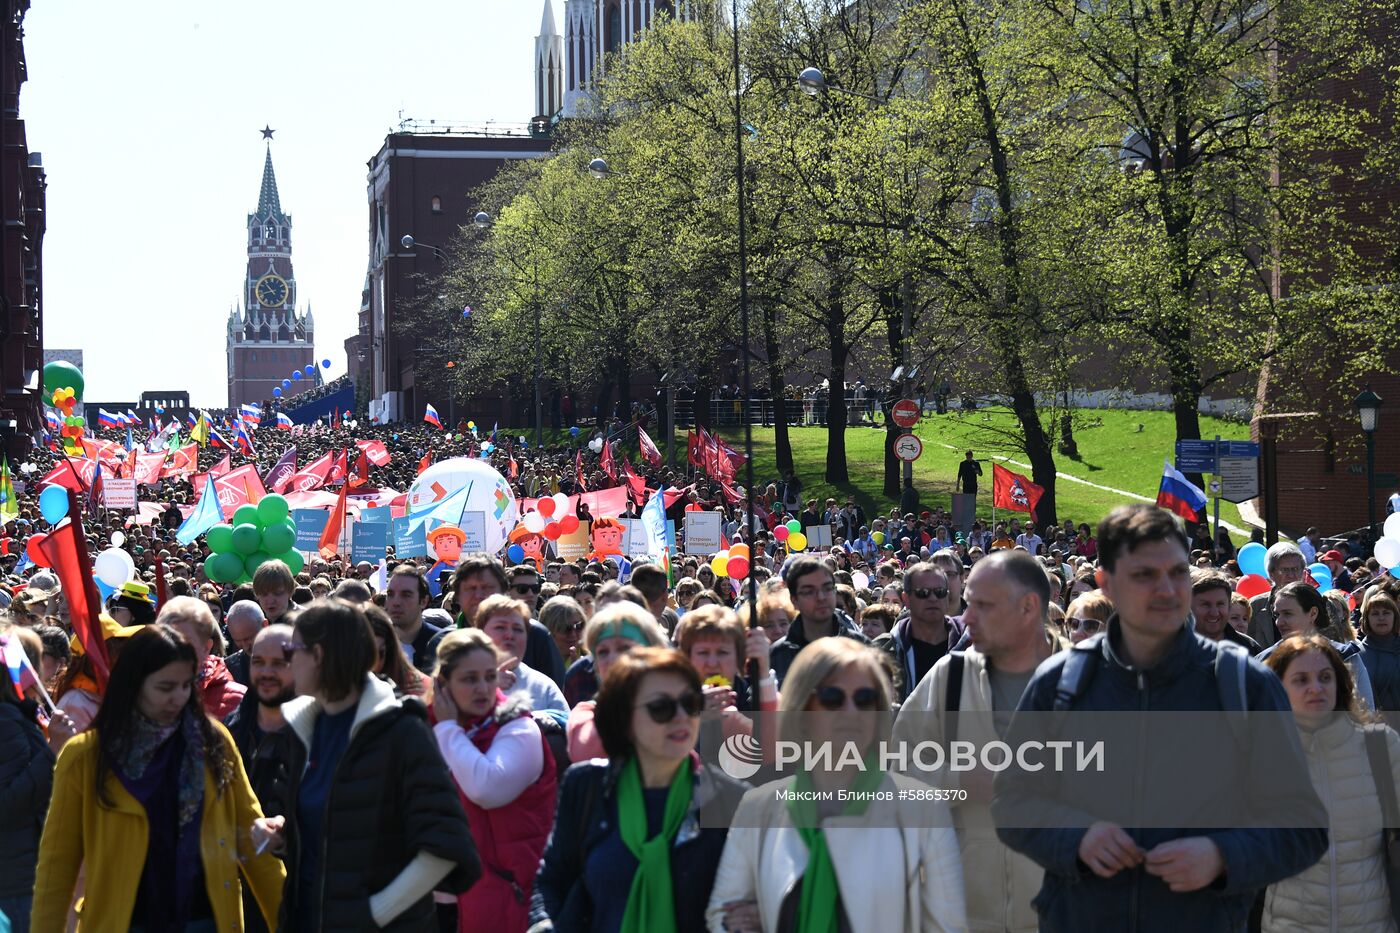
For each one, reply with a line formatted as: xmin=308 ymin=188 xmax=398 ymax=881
xmin=261 ymin=522 xmax=295 ymax=554
xmin=206 ymin=523 xmax=235 ymax=553
xmin=43 ymin=361 xmax=85 ymax=400
xmin=231 ymin=523 xmax=262 ymax=555
xmin=244 ymin=551 xmax=273 ymax=577
xmin=786 ymin=519 xmax=802 ymax=534
xmin=212 ymin=551 xmax=245 ymax=583
xmin=257 ymin=494 xmax=290 ymax=525
xmin=202 ymin=556 xmax=226 ymax=583
xmin=232 ymin=504 xmax=261 ymax=529
xmin=273 ymin=549 xmax=305 ymax=575
xmin=236 ymin=573 xmax=253 ymax=586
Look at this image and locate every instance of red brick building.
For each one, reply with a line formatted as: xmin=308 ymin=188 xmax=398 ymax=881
xmin=1 ymin=0 xmax=46 ymax=460
xmin=226 ymin=134 xmax=316 ymax=409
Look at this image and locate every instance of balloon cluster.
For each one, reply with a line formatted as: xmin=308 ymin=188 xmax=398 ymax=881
xmin=589 ymin=437 xmax=604 ymax=453
xmin=519 ymin=493 xmax=580 ymax=542
xmin=43 ymin=361 xmax=86 ymax=455
xmin=709 ymin=544 xmax=752 ymax=581
xmin=202 ymin=495 xmax=303 ymax=585
xmin=1375 ymin=514 xmax=1400 ymax=580
xmin=773 ymin=519 xmax=807 ymax=551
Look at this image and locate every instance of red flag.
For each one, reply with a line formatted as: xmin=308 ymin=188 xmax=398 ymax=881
xmin=319 ymin=481 xmax=349 ymax=559
xmin=992 ymin=463 xmax=1044 ymax=519
xmin=349 ymin=449 xmax=370 ymax=487
xmin=214 ymin=464 xmax=267 ymax=513
xmin=40 ymin=458 xmax=97 ymax=491
xmin=210 ymin=453 xmax=232 ymax=477
xmin=328 ymin=449 xmax=349 ymax=485
xmin=509 ymin=454 xmax=519 ymax=480
xmin=600 ymin=440 xmax=617 ymax=482
xmin=161 ymin=444 xmax=198 ymax=478
xmin=417 ymin=449 xmax=433 ymax=476
xmin=638 ymin=426 xmax=663 ymax=469
xmin=354 ymin=439 xmax=391 ymax=466
xmin=575 ymin=448 xmax=588 ymax=491
xmin=37 ymin=493 xmax=109 ymax=690
xmin=331 ymin=408 xmax=340 ymax=430
xmin=686 ymin=430 xmax=702 ymax=468
xmin=622 ymin=456 xmax=647 ymax=502
xmin=133 ymin=451 xmax=168 ymax=486
xmin=289 ymin=451 xmax=335 ymax=492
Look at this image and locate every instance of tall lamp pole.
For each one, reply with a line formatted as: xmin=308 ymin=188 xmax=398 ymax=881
xmin=1355 ymin=386 xmax=1382 ymax=543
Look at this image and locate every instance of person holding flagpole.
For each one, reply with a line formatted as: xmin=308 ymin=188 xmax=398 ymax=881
xmin=0 ymin=624 xmax=55 ymax=933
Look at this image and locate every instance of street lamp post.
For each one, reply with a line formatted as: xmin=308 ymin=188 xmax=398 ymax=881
xmin=1355 ymin=386 xmax=1382 ymax=543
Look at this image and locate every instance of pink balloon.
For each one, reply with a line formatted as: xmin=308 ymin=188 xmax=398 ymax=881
xmin=773 ymin=525 xmax=790 ymax=542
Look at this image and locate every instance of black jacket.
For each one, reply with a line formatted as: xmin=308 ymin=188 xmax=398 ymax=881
xmin=872 ymin=615 xmax=965 ymax=701
xmin=993 ymin=618 xmax=1328 ymax=933
xmin=769 ymin=608 xmax=868 ymax=686
xmin=223 ymin=689 xmax=295 ymax=820
xmin=276 ymin=675 xmax=480 ymax=931
xmin=225 ymin=649 xmax=251 ymax=687
xmin=0 ymin=700 xmax=55 ymax=899
xmin=1360 ymin=633 xmax=1400 ymax=712
xmin=529 ymin=759 xmax=748 ymax=933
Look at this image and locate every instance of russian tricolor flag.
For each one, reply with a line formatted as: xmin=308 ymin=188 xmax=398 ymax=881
xmin=423 ymin=404 xmax=443 ymax=430
xmin=1157 ymin=459 xmax=1208 ymax=520
xmin=236 ymin=425 xmax=257 ymax=457
xmin=97 ymin=408 xmax=121 ymax=429
xmin=209 ymin=426 xmax=232 ymax=450
xmin=45 ymin=410 xmax=61 ymax=431
xmin=276 ymin=412 xmax=293 ymax=430
xmin=240 ymin=403 xmax=262 ymax=426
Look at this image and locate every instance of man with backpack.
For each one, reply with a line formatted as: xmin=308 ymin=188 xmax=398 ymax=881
xmin=893 ymin=549 xmax=1069 ymax=932
xmin=991 ymin=503 xmax=1328 ymax=932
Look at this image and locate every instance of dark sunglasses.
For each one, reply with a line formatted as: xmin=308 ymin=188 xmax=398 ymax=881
xmin=813 ymin=686 xmax=881 ymax=711
xmin=638 ymin=691 xmax=704 ymax=723
xmin=511 ymin=583 xmax=542 ymax=594
xmin=910 ymin=586 xmax=949 ymax=601
xmin=1068 ymin=617 xmax=1102 ymax=633
xmin=564 ymin=621 xmax=586 ymax=634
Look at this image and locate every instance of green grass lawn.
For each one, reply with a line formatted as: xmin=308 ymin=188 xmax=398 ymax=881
xmin=493 ymin=408 xmax=1253 ymax=539
xmin=705 ymin=408 xmax=1253 ymax=536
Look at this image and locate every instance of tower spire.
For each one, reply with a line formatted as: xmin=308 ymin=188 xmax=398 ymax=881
xmin=258 ymin=144 xmax=283 ymax=219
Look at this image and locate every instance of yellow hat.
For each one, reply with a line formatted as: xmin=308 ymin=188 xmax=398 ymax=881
xmin=69 ymin=613 xmax=146 ymax=656
xmin=117 ymin=580 xmax=155 ymax=604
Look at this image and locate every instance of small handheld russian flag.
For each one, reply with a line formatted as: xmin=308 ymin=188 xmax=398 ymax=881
xmin=424 ymin=404 xmax=444 ymax=430
xmin=276 ymin=412 xmax=294 ymax=430
xmin=1157 ymin=459 xmax=1208 ymax=521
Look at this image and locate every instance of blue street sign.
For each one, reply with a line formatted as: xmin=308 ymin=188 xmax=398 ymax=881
xmin=1222 ymin=441 xmax=1260 ymax=458
xmin=1175 ymin=440 xmax=1219 ymax=474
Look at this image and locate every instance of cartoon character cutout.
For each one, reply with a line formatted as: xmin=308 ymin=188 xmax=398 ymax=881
xmin=587 ymin=517 xmax=626 ymax=563
xmin=425 ymin=525 xmax=466 ymax=597
xmin=508 ymin=524 xmax=547 ymax=571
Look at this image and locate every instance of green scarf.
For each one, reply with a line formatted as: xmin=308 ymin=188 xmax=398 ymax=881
xmin=617 ymin=755 xmax=694 ymax=933
xmin=786 ymin=758 xmax=886 ymax=933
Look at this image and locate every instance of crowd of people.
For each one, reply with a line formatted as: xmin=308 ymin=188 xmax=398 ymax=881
xmin=2 ymin=408 xmax=1400 ymax=932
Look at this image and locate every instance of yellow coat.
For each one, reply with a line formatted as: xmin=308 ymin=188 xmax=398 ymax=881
xmin=31 ymin=721 xmax=284 ymax=933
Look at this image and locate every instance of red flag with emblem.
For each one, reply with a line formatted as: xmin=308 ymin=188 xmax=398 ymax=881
xmin=161 ymin=444 xmax=199 ymax=479
xmin=638 ymin=426 xmax=663 ymax=469
xmin=354 ymin=439 xmax=391 ymax=466
xmin=622 ymin=456 xmax=646 ymax=502
xmin=349 ymin=449 xmax=370 ymax=488
xmin=992 ymin=463 xmax=1044 ymax=520
xmin=417 ymin=449 xmax=432 ymax=476
xmin=328 ymin=449 xmax=349 ymax=485
xmin=289 ymin=451 xmax=335 ymax=492
xmin=600 ymin=440 xmax=617 ymax=482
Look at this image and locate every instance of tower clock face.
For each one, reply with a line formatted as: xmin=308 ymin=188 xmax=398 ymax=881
xmin=255 ymin=274 xmax=289 ymax=307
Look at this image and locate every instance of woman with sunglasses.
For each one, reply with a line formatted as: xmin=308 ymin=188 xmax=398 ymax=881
xmin=531 ymin=647 xmax=748 ymax=933
xmin=250 ymin=599 xmax=480 ymax=931
xmin=566 ymin=604 xmax=669 ymax=759
xmin=32 ymin=625 xmax=285 ymax=933
xmin=432 ymin=628 xmax=557 ymax=933
xmin=708 ymin=638 xmax=967 ymax=933
xmin=539 ymin=594 xmax=588 ymax=669
xmin=1065 ymin=592 xmax=1113 ymax=645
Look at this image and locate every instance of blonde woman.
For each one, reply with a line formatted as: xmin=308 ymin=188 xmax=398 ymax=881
xmin=1262 ymin=634 xmax=1400 ymax=932
xmin=706 ymin=639 xmax=967 ymax=933
xmin=565 ymin=603 xmax=669 ymax=760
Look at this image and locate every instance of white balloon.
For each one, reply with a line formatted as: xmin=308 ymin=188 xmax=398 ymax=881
xmin=552 ymin=492 xmax=570 ymax=515
xmin=94 ymin=548 xmax=135 ymax=588
xmin=1385 ymin=512 xmax=1400 ymax=542
xmin=110 ymin=531 xmax=126 ymax=548
xmin=1375 ymin=536 xmax=1400 ymax=570
xmin=852 ymin=571 xmax=871 ymax=590
xmin=589 ymin=438 xmax=604 ymax=453
xmin=406 ymin=457 xmax=520 ymax=556
xmin=522 ymin=511 xmax=547 ymax=534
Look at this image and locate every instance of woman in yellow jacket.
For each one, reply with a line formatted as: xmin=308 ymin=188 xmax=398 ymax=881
xmin=31 ymin=625 xmax=284 ymax=933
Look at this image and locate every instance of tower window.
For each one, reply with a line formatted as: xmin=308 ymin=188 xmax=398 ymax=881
xmin=606 ymin=2 xmax=622 ymax=53
xmin=431 ymin=196 xmax=443 ymax=213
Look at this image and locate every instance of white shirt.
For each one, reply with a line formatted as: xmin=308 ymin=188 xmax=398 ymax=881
xmin=513 ymin=663 xmax=568 ymax=713
xmin=1015 ymin=533 xmax=1043 ymax=554
xmin=433 ymin=714 xmax=544 ymax=808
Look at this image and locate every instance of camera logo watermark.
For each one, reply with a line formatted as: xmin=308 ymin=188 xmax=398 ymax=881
xmin=719 ymin=733 xmax=765 ymax=780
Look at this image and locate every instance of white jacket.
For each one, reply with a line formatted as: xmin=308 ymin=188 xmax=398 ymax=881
xmin=1264 ymin=718 xmax=1400 ymax=933
xmin=705 ymin=773 xmax=968 ymax=933
xmin=892 ymin=647 xmax=1045 ymax=933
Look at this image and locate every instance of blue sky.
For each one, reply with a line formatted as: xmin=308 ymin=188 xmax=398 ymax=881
xmin=23 ymin=0 xmax=546 ymax=406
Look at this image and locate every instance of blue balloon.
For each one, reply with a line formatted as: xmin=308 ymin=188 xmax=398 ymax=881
xmin=94 ymin=574 xmax=116 ymax=602
xmin=507 ymin=545 xmax=526 ymax=564
xmin=272 ymin=387 xmax=282 ymax=397
xmin=322 ymin=359 xmax=332 ymax=369
xmin=393 ymin=434 xmax=400 ymax=442
xmin=1391 ymin=565 xmax=1400 ymax=580
xmin=1308 ymin=563 xmax=1333 ymax=591
xmin=39 ymin=485 xmax=69 ymax=524
xmin=462 ymin=306 xmax=472 ymax=317
xmin=292 ymin=371 xmax=303 ymax=381
xmin=1237 ymin=541 xmax=1267 ymax=578
xmin=570 ymin=426 xmax=580 ymax=437
xmin=282 ymin=379 xmax=291 ymax=388
xmin=304 ymin=364 xmax=315 ymax=375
